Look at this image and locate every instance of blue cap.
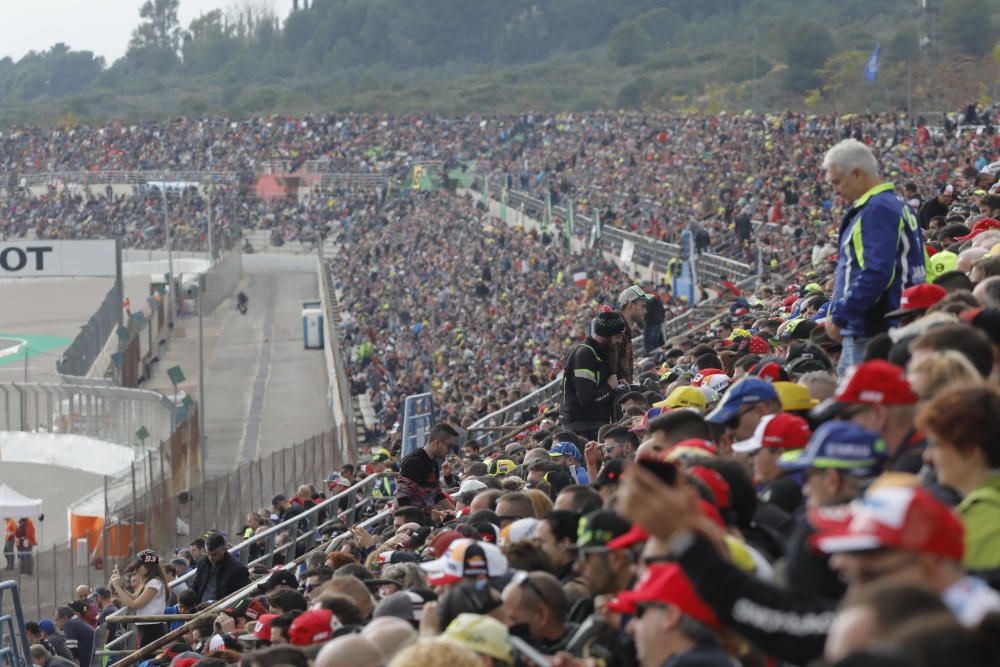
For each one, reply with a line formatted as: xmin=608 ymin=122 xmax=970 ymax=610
xmin=550 ymin=441 xmax=582 ymax=460
xmin=811 ymin=301 xmax=832 ymax=321
xmin=39 ymin=619 xmax=55 ymax=634
xmin=778 ymin=421 xmax=888 ymax=478
xmin=705 ymin=378 xmax=779 ymax=424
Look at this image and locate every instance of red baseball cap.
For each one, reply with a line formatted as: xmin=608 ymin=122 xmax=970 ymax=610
xmin=954 ymin=217 xmax=1000 ymax=241
xmin=238 ymin=613 xmax=277 ymax=642
xmin=661 ymin=439 xmax=718 ymax=462
xmin=810 ymin=483 xmax=964 ymax=562
xmin=289 ymin=609 xmax=341 ymax=645
xmin=691 ymin=369 xmax=726 ymax=387
xmin=782 ymin=295 xmax=799 ymax=309
xmin=732 ymin=413 xmax=812 ymax=454
xmin=607 ymin=524 xmax=649 ymax=550
xmin=885 ymin=283 xmax=947 ymax=318
xmin=687 ymin=466 xmax=731 ymax=509
xmin=427 ymin=530 xmax=463 ymax=558
xmin=833 ymin=360 xmax=918 ymax=405
xmin=607 ymin=563 xmax=721 ymax=630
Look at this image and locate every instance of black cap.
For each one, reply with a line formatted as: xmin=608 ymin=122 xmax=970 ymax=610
xmin=594 ymin=312 xmax=627 ymax=337
xmin=259 ymin=569 xmax=298 ymax=591
xmin=591 ymin=459 xmax=626 ymax=488
xmin=573 ymin=510 xmax=631 ymax=551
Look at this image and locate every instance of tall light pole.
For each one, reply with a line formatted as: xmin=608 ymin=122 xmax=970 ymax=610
xmin=197 ymin=275 xmax=205 ymax=467
xmin=161 ymin=184 xmax=175 ymax=326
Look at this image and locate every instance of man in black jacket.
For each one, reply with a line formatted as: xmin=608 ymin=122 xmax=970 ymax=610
xmin=560 ymin=312 xmax=629 ymax=440
xmin=192 ymin=533 xmax=250 ymax=603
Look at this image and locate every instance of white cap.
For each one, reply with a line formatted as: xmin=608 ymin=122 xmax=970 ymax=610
xmin=459 ymin=479 xmax=487 ymax=494
xmin=732 ymin=414 xmax=776 ymax=454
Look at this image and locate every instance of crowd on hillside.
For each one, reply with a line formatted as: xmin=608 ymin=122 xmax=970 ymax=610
xmin=23 ymin=132 xmax=1000 ymax=667
xmin=1 ymin=106 xmax=998 ymax=266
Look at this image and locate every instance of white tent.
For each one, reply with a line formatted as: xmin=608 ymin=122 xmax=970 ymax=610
xmin=0 ymin=484 xmax=42 ymax=519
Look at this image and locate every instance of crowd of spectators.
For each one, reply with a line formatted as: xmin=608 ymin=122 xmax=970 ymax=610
xmin=13 ymin=106 xmax=1000 ymax=667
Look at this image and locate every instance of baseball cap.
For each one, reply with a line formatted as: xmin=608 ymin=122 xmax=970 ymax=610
xmin=549 ymin=441 xmax=581 ymax=460
xmin=690 ymin=368 xmax=726 ymax=388
xmin=732 ymin=413 xmax=812 ymax=454
xmin=687 ymin=466 xmax=730 ymax=509
xmin=224 ymin=598 xmax=266 ymax=621
xmin=655 ymin=386 xmax=708 ymax=411
xmin=288 ymin=609 xmax=342 ymax=645
xmin=705 ymin=377 xmax=779 ymax=424
xmin=606 ymin=524 xmax=649 ymax=550
xmin=661 ymin=439 xmax=718 ymax=462
xmin=832 ymin=360 xmax=918 ymax=406
xmin=574 ymin=509 xmax=631 ymax=552
xmin=259 ymin=569 xmax=298 ymax=591
xmin=443 ymin=614 xmax=513 ymax=666
xmin=238 ymin=614 xmax=277 ymax=642
xmin=777 ymin=318 xmax=818 ymax=342
xmin=607 ymin=563 xmax=720 ymax=630
xmin=420 ymin=539 xmax=508 ymax=585
xmin=373 ymin=591 xmax=426 ymax=621
xmin=961 ymin=306 xmax=1000 ymax=345
xmin=499 ymin=518 xmax=539 ymax=546
xmin=458 ymin=479 xmax=488 ymax=495
xmin=38 ymin=620 xmax=55 ymax=634
xmin=810 ymin=483 xmax=963 ymax=562
xmin=618 ymin=285 xmax=654 ymax=307
xmin=778 ymin=421 xmax=888 ymax=478
xmin=592 ymin=458 xmax=626 ymax=488
xmin=954 ymin=217 xmax=1000 ymax=241
xmin=773 ymin=381 xmax=819 ymax=411
xmin=488 ymin=458 xmax=516 ymax=476
xmin=427 ymin=530 xmax=464 ymax=558
xmin=928 ymin=249 xmax=958 ymax=280
xmin=370 ymin=448 xmax=392 ymax=464
xmin=884 ymin=283 xmax=947 ymax=318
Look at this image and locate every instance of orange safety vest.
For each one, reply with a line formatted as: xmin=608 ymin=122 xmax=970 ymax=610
xmin=4 ymin=519 xmax=15 ymax=542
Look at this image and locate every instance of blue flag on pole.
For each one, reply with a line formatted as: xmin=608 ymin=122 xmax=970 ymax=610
xmin=864 ymin=43 xmax=881 ymax=81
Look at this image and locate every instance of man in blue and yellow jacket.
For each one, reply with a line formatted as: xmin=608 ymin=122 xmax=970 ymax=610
xmin=822 ymin=139 xmax=927 ymax=374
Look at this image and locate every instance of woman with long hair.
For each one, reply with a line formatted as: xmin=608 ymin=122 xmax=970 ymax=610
xmin=109 ymin=550 xmax=170 ymax=647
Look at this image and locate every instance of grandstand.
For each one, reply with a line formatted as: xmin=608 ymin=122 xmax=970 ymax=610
xmin=3 ymin=107 xmax=1000 ymax=667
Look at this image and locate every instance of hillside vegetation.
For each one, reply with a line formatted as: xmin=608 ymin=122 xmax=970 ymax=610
xmin=0 ymin=0 xmax=997 ymax=123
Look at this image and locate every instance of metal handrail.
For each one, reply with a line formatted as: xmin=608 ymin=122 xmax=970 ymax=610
xmin=111 ymin=507 xmax=394 ymax=667
xmin=92 ymin=471 xmax=395 ymax=661
xmin=0 ymin=581 xmax=31 ymax=667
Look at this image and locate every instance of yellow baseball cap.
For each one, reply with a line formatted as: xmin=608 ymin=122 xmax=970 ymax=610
xmin=773 ymin=381 xmax=819 ymax=412
xmin=655 ymin=386 xmax=708 ymax=412
xmin=443 ymin=614 xmax=513 ymax=665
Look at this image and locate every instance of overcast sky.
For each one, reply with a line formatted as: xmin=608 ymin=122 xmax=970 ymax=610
xmin=2 ymin=0 xmax=294 ymax=64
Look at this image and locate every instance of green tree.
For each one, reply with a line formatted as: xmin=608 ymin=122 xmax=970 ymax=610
xmin=942 ymin=0 xmax=995 ymax=57
xmin=127 ymin=0 xmax=182 ymax=73
xmin=608 ymin=19 xmax=651 ymax=66
xmin=130 ymin=0 xmax=182 ymax=52
xmin=781 ymin=20 xmax=834 ymax=91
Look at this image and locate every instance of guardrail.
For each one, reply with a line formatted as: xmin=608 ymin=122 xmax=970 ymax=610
xmin=0 ymin=381 xmax=176 ymax=447
xmin=477 ymin=176 xmax=754 ymax=282
xmin=0 ymin=581 xmax=30 ymax=667
xmin=55 ymin=284 xmax=122 ymax=379
xmin=92 ymin=472 xmax=394 ymax=665
xmin=7 ymin=171 xmax=241 ymax=187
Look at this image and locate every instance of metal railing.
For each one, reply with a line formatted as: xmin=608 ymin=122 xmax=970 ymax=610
xmin=0 ymin=581 xmax=31 ymax=667
xmin=92 ymin=472 xmax=395 ymax=665
xmin=0 ymin=382 xmax=176 ymax=447
xmin=10 ymin=171 xmax=240 ymax=187
xmin=478 ymin=175 xmax=754 ymax=282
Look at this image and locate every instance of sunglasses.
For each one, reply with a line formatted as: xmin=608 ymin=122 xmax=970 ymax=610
xmin=725 ymin=405 xmax=756 ymax=430
xmin=513 ymin=571 xmax=550 ymax=608
xmin=634 ymin=602 xmax=669 ymax=619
